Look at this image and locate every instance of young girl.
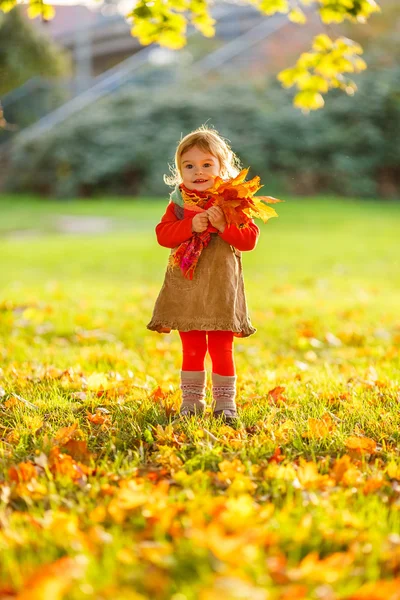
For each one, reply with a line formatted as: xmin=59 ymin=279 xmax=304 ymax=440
xmin=147 ymin=125 xmax=260 ymax=425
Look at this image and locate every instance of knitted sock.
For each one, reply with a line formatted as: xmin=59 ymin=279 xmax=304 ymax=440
xmin=180 ymin=370 xmax=207 ymax=415
xmin=211 ymin=372 xmax=237 ymax=415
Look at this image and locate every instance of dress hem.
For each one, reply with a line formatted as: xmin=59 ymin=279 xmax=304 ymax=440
xmin=146 ymin=319 xmax=256 ymax=338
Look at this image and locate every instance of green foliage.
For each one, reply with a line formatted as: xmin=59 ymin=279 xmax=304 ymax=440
xmin=6 ymin=62 xmax=400 ymax=199
xmin=0 ymin=0 xmax=383 ymax=110
xmin=0 ymin=7 xmax=69 ymax=96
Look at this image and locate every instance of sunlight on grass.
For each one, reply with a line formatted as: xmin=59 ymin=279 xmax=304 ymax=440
xmin=0 ymin=195 xmax=400 ymax=598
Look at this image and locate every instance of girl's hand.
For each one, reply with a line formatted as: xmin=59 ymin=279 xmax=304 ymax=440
xmin=207 ymin=206 xmax=227 ymax=233
xmin=192 ymin=211 xmax=209 ymax=233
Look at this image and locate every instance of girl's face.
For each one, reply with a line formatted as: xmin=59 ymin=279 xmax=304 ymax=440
xmin=180 ymin=146 xmax=221 ymax=191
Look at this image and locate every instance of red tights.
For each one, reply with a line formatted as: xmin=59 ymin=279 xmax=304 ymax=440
xmin=178 ymin=330 xmax=235 ymax=376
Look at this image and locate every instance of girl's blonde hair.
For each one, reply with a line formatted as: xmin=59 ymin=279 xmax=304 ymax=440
xmin=164 ymin=125 xmax=242 ymax=187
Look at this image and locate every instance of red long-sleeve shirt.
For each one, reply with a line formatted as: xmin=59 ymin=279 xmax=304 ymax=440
xmin=155 ymin=202 xmax=260 ymax=251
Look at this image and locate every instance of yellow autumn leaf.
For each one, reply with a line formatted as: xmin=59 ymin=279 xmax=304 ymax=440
xmin=86 ymin=372 xmax=110 ymax=391
xmin=294 ymin=91 xmax=325 ymax=110
xmin=348 ymin=579 xmax=400 ymax=600
xmin=312 ymin=33 xmax=333 ymax=52
xmin=345 ymin=436 xmax=377 ymax=454
xmin=303 ymin=413 xmax=336 ymax=439
xmin=288 ymin=8 xmax=307 ymax=23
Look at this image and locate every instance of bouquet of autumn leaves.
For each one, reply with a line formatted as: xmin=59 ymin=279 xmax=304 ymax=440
xmin=168 ymin=168 xmax=284 ymax=280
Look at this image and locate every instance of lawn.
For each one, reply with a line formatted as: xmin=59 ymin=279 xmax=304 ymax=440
xmin=0 ymin=193 xmax=400 ymax=599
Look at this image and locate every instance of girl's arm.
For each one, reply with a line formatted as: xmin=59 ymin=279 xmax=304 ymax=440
xmin=155 ymin=202 xmax=194 ymax=248
xmin=218 ymin=220 xmax=260 ymax=251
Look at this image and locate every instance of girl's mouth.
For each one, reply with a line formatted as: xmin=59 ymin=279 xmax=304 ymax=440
xmin=193 ymin=179 xmax=208 ymax=183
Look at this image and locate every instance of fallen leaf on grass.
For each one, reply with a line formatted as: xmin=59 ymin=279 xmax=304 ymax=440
xmin=16 ymin=556 xmax=84 ymax=600
xmin=86 ymin=411 xmax=111 ymax=425
xmin=345 ymin=436 xmax=377 ymax=455
xmin=348 ymin=578 xmax=400 ymax=599
xmin=8 ymin=462 xmax=38 ymax=483
xmin=52 ymin=423 xmax=81 ymax=445
xmin=62 ymin=439 xmax=93 ymax=464
xmin=363 ymin=476 xmax=385 ymax=494
xmin=303 ymin=413 xmax=336 ymax=439
xmin=295 ymin=461 xmax=334 ymax=490
xmin=268 ymin=386 xmax=287 ymax=404
xmin=287 ymin=550 xmax=354 ymax=584
xmin=4 ymin=394 xmax=38 ymax=411
xmin=150 ymin=386 xmax=169 ymax=402
xmin=332 ymin=455 xmax=352 ymax=484
xmin=269 ymin=447 xmax=284 ymax=463
xmin=48 ymin=447 xmax=94 ymax=482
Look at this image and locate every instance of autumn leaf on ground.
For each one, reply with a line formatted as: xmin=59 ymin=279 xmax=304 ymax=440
xmin=52 ymin=423 xmax=82 ymax=446
xmin=8 ymin=461 xmax=38 ymax=483
xmin=269 ymin=447 xmax=284 ymax=463
xmin=85 ymin=372 xmax=110 ymax=391
xmin=16 ymin=556 xmax=84 ymax=600
xmin=268 ymin=386 xmax=287 ymax=404
xmin=86 ymin=410 xmax=112 ymax=425
xmin=303 ymin=413 xmax=336 ymax=439
xmin=287 ymin=550 xmax=354 ymax=584
xmin=345 ymin=436 xmax=377 ymax=455
xmin=332 ymin=454 xmax=352 ymax=484
xmin=150 ymin=385 xmax=169 ymax=402
xmin=48 ymin=447 xmax=93 ymax=481
xmin=62 ymin=439 xmax=93 ymax=463
xmin=295 ymin=460 xmax=334 ymax=490
xmin=348 ymin=578 xmax=400 ymax=599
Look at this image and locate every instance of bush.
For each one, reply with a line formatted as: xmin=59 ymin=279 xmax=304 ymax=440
xmin=6 ymin=63 xmax=400 ymax=199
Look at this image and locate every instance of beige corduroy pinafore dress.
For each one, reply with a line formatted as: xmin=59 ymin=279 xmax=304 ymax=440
xmin=146 ymin=204 xmax=256 ymax=338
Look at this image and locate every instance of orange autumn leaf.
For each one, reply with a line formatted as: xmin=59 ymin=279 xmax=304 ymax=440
xmin=8 ymin=461 xmax=37 ymax=483
xmin=268 ymin=386 xmax=287 ymax=404
xmin=345 ymin=436 xmax=377 ymax=454
xmin=52 ymin=423 xmax=80 ymax=446
xmin=86 ymin=411 xmax=111 ymax=425
xmin=48 ymin=447 xmax=93 ymax=481
xmin=332 ymin=454 xmax=352 ymax=484
xmin=184 ymin=167 xmax=283 ymax=228
xmin=108 ymin=480 xmax=149 ymax=524
xmin=16 ymin=556 xmax=83 ymax=600
xmin=269 ymin=447 xmax=284 ymax=463
xmin=287 ymin=550 xmax=354 ymax=583
xmin=303 ymin=413 xmax=336 ymax=439
xmin=5 ymin=429 xmax=20 ymax=444
xmin=62 ymin=439 xmax=93 ymax=463
xmin=348 ymin=579 xmax=400 ymax=599
xmin=296 ymin=461 xmax=333 ymax=490
xmin=4 ymin=396 xmax=19 ymax=409
xmin=150 ymin=385 xmax=169 ymax=402
xmin=363 ymin=477 xmax=385 ymax=495
xmin=279 ymin=585 xmax=308 ymax=599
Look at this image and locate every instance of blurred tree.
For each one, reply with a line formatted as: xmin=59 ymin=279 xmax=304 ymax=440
xmin=6 ymin=62 xmax=399 ymax=199
xmin=0 ymin=0 xmax=384 ymax=110
xmin=0 ymin=7 xmax=69 ymax=97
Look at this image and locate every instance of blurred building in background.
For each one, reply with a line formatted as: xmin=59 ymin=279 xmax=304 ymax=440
xmin=0 ymin=0 xmax=399 ymax=199
xmin=1 ymin=0 xmax=322 ymax=141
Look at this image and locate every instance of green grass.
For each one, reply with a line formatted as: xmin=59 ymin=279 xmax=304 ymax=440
xmin=1 ymin=194 xmax=400 ymax=599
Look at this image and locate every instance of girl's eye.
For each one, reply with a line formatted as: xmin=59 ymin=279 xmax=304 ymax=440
xmin=185 ymin=163 xmax=212 ymax=169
